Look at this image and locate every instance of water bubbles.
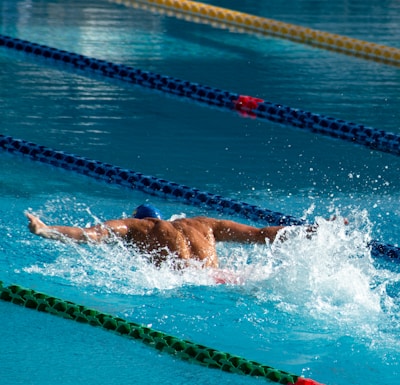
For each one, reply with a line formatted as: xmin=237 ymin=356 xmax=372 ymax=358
xmin=21 ymin=201 xmax=400 ymax=354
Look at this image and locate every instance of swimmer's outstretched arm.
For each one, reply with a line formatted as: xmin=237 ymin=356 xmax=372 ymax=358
xmin=25 ymin=212 xmax=129 ymax=243
xmin=207 ymin=217 xmax=345 ymax=244
xmin=206 ymin=218 xmax=286 ymax=244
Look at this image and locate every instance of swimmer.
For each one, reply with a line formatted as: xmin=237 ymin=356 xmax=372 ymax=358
xmin=25 ymin=204 xmax=290 ymax=269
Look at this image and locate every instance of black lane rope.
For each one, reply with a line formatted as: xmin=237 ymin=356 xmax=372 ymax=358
xmin=1 ymin=134 xmax=398 ymax=260
xmin=0 ymin=34 xmax=400 ymax=157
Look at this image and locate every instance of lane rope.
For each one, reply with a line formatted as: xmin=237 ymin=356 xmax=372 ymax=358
xmin=113 ymin=0 xmax=400 ymax=67
xmin=1 ymin=34 xmax=399 ymax=157
xmin=0 ymin=11 xmax=394 ymax=385
xmin=1 ymin=134 xmax=398 ymax=260
xmin=0 ymin=281 xmax=323 ymax=385
xmin=0 ymin=134 xmax=301 ymax=226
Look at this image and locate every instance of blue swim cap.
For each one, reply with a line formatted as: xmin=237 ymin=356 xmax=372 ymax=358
xmin=133 ymin=204 xmax=162 ymax=219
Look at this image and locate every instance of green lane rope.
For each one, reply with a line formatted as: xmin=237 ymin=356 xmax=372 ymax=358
xmin=0 ymin=281 xmax=323 ymax=385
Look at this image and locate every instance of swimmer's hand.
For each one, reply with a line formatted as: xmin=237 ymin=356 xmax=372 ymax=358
xmin=329 ymin=215 xmax=349 ymax=225
xmin=25 ymin=211 xmax=64 ymax=240
xmin=25 ymin=211 xmax=106 ymax=243
xmin=25 ymin=212 xmax=49 ymax=236
xmin=306 ymin=215 xmax=349 ymax=238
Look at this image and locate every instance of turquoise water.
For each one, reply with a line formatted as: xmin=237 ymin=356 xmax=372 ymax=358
xmin=1 ymin=1 xmax=400 ymax=384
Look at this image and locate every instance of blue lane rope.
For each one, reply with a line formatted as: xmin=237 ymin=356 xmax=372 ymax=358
xmin=1 ymin=134 xmax=398 ymax=260
xmin=0 ymin=134 xmax=301 ymax=226
xmin=0 ymin=34 xmax=399 ymax=157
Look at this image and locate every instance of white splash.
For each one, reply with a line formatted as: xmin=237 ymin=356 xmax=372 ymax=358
xmin=23 ymin=206 xmax=400 ymax=348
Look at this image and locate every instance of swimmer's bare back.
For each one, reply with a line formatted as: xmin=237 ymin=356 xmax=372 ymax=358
xmin=25 ymin=212 xmax=284 ymax=269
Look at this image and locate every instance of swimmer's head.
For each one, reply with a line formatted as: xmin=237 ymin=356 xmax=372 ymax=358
xmin=133 ymin=204 xmax=163 ymax=220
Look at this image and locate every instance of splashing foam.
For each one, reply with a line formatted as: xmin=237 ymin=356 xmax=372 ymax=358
xmin=24 ymin=207 xmax=399 ymax=339
xmin=24 ymin=238 xmax=218 ymax=295
xmin=268 ymin=211 xmax=379 ymax=316
xmin=220 ymin=209 xmax=400 ymax=350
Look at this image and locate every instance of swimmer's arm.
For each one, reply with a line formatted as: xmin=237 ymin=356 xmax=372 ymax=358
xmin=25 ymin=212 xmax=129 ymax=243
xmin=210 ymin=215 xmax=348 ymax=244
xmin=210 ymin=219 xmax=285 ymax=244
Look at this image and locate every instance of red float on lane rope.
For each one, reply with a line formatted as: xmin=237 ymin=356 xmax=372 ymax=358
xmin=291 ymin=377 xmax=325 ymax=385
xmin=234 ymin=95 xmax=264 ymax=117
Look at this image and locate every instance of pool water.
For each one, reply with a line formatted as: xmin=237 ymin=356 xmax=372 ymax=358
xmin=1 ymin=1 xmax=400 ymax=384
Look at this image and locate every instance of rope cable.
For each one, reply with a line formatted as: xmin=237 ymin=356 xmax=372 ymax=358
xmin=0 ymin=34 xmax=399 ymax=157
xmin=113 ymin=0 xmax=400 ymax=67
xmin=0 ymin=281 xmax=323 ymax=385
xmin=0 ymin=9 xmax=396 ymax=384
xmin=1 ymin=134 xmax=398 ymax=260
